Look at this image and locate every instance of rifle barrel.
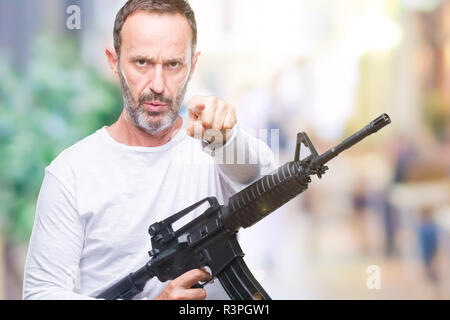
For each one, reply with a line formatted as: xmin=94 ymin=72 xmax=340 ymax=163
xmin=223 ymin=113 xmax=391 ymax=231
xmin=312 ymin=113 xmax=391 ymax=167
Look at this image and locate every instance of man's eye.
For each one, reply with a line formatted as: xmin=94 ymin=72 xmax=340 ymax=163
xmin=136 ymin=60 xmax=147 ymax=67
xmin=168 ymin=61 xmax=180 ymax=69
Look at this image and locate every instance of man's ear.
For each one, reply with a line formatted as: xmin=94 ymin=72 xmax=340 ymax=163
xmin=188 ymin=51 xmax=201 ymax=82
xmin=105 ymin=47 xmax=119 ymax=78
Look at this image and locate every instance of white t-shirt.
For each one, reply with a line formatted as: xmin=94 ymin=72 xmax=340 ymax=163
xmin=23 ymin=123 xmax=276 ymax=300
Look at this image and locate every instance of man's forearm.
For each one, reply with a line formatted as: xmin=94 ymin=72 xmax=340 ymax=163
xmin=206 ymin=124 xmax=276 ymax=185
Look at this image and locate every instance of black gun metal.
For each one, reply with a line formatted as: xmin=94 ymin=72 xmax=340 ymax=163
xmin=97 ymin=113 xmax=391 ymax=300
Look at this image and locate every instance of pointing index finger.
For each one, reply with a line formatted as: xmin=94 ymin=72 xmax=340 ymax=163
xmin=188 ymin=106 xmax=205 ymax=124
xmin=188 ymin=96 xmax=207 ymax=118
xmin=189 ymin=103 xmax=205 ymax=117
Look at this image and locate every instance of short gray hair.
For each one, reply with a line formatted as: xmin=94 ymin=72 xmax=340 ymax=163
xmin=113 ymin=0 xmax=197 ymax=57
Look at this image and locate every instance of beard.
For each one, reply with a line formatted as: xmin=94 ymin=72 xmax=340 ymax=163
xmin=117 ymin=66 xmax=188 ymax=135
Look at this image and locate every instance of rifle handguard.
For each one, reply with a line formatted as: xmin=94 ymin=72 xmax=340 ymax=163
xmin=223 ymin=161 xmax=310 ymax=231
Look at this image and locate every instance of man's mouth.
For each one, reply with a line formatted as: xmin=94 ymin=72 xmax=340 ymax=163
xmin=142 ymin=101 xmax=167 ymax=113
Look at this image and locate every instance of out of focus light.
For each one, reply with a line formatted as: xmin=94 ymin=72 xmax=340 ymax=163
xmin=342 ymin=4 xmax=402 ymax=54
xmin=253 ymin=269 xmax=266 ymax=282
xmin=402 ymin=0 xmax=442 ymax=11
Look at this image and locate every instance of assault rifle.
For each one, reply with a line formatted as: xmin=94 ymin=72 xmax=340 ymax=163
xmin=97 ymin=113 xmax=391 ymax=300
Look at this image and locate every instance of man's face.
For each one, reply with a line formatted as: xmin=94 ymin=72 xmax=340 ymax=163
xmin=116 ymin=11 xmax=198 ymax=134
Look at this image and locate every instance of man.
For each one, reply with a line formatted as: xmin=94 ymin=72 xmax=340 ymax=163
xmin=23 ymin=0 xmax=275 ymax=300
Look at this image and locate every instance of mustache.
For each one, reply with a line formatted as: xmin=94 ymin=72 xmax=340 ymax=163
xmin=117 ymin=67 xmax=173 ymax=108
xmin=138 ymin=92 xmax=173 ymax=106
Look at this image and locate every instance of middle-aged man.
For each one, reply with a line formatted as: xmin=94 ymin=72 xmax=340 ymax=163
xmin=23 ymin=0 xmax=275 ymax=300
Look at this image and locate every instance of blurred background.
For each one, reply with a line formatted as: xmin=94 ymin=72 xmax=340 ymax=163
xmin=0 ymin=0 xmax=449 ymax=299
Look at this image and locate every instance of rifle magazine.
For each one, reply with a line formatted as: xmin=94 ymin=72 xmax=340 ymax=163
xmin=217 ymin=257 xmax=271 ymax=300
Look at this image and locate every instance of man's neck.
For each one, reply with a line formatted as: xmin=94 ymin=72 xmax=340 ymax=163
xmin=106 ymin=109 xmax=183 ymax=147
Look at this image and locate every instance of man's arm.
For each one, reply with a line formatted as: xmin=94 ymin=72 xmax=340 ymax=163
xmin=211 ymin=123 xmax=276 ymax=181
xmin=26 ymin=170 xmax=215 ymax=300
xmin=23 ymin=169 xmax=96 ymax=300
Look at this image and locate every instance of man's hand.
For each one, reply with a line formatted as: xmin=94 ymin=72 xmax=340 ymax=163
xmin=186 ymin=96 xmax=237 ymax=147
xmin=154 ymin=269 xmax=212 ymax=300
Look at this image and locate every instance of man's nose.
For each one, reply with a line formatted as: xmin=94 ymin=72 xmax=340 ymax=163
xmin=149 ymin=64 xmax=165 ymax=95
